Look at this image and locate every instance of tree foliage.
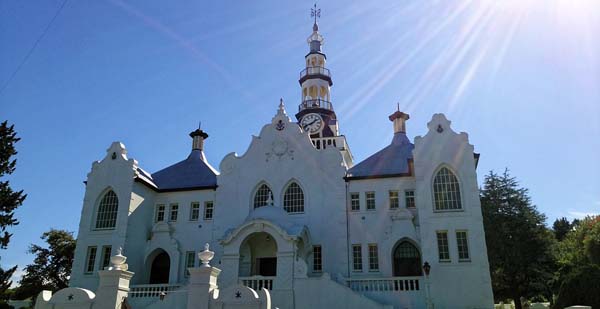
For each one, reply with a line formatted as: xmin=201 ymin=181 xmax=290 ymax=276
xmin=0 ymin=121 xmax=26 ymax=306
xmin=13 ymin=229 xmax=75 ymax=301
xmin=552 ymin=217 xmax=571 ymax=241
xmin=0 ymin=121 xmax=26 ymax=249
xmin=553 ymin=216 xmax=600 ymax=308
xmin=481 ymin=170 xmax=556 ymax=309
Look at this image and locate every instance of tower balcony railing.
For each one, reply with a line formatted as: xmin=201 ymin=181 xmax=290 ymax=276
xmin=299 ymin=66 xmax=331 ymax=80
xmin=298 ymin=98 xmax=333 ymax=112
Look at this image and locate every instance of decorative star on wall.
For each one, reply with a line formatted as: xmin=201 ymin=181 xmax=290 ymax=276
xmin=67 ymin=294 xmax=74 ymax=301
xmin=235 ymin=291 xmax=242 ymax=298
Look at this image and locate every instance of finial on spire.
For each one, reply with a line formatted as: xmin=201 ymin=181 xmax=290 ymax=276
xmin=311 ymin=3 xmax=321 ymax=30
xmin=198 ymin=121 xmax=202 ymax=129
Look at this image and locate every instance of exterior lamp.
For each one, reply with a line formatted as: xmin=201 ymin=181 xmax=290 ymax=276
xmin=422 ymin=262 xmax=431 ymax=276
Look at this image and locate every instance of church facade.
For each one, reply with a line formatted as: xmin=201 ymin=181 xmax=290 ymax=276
xmin=69 ymin=19 xmax=493 ymax=309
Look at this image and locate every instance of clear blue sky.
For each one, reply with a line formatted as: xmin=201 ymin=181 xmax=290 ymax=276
xmin=1 ymin=0 xmax=599 ymax=283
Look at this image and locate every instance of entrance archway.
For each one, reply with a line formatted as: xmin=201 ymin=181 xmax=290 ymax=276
xmin=392 ymin=240 xmax=422 ymax=277
xmin=149 ymin=250 xmax=170 ymax=284
xmin=239 ymin=232 xmax=278 ymax=277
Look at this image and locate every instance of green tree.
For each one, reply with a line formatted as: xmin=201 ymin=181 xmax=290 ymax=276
xmin=552 ymin=217 xmax=571 ymax=241
xmin=553 ymin=216 xmax=600 ymax=308
xmin=13 ymin=229 xmax=75 ymax=302
xmin=0 ymin=121 xmax=26 ymax=306
xmin=481 ymin=170 xmax=556 ymax=309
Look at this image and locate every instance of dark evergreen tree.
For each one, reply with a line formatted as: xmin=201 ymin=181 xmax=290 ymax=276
xmin=13 ymin=229 xmax=75 ymax=302
xmin=552 ymin=217 xmax=571 ymax=241
xmin=481 ymin=170 xmax=556 ymax=309
xmin=0 ymin=121 xmax=26 ymax=306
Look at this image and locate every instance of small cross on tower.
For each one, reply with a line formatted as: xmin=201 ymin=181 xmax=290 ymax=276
xmin=311 ymin=3 xmax=321 ymax=25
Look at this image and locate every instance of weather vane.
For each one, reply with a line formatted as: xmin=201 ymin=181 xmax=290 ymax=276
xmin=311 ymin=3 xmax=321 ymax=24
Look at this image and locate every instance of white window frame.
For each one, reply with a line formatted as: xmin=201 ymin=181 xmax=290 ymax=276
xmin=155 ymin=204 xmax=166 ymax=223
xmin=253 ymin=183 xmax=273 ymax=208
xmin=405 ymin=190 xmax=416 ymax=208
xmin=283 ymin=182 xmax=305 ymax=214
xmin=368 ymin=244 xmax=379 ymax=272
xmin=456 ymin=230 xmax=471 ymax=262
xmin=100 ymin=245 xmax=112 ymax=270
xmin=389 ymin=191 xmax=399 ymax=209
xmin=94 ymin=190 xmax=118 ymax=230
xmin=366 ymin=192 xmax=376 ymax=210
xmin=436 ymin=231 xmax=451 ymax=262
xmin=184 ymin=251 xmax=195 ymax=277
xmin=84 ymin=246 xmax=97 ymax=274
xmin=204 ymin=201 xmax=214 ymax=220
xmin=350 ymin=192 xmax=360 ymax=211
xmin=169 ymin=203 xmax=179 ymax=222
xmin=432 ymin=166 xmax=463 ymax=211
xmin=190 ymin=202 xmax=200 ymax=221
xmin=352 ymin=244 xmax=363 ymax=272
xmin=313 ymin=245 xmax=322 ymax=273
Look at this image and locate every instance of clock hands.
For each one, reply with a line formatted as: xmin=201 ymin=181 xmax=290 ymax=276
xmin=303 ymin=119 xmax=319 ymax=131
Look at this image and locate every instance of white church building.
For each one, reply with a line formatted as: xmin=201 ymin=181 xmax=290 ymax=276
xmin=64 ymin=17 xmax=494 ymax=309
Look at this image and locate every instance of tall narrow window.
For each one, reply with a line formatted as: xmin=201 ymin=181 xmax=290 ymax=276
xmin=433 ymin=167 xmax=462 ymax=210
xmin=352 ymin=244 xmax=363 ymax=271
xmin=254 ymin=184 xmax=273 ymax=208
xmin=368 ymin=244 xmax=379 ymax=271
xmin=85 ymin=246 xmax=97 ymax=274
xmin=436 ymin=231 xmax=450 ymax=262
xmin=190 ymin=202 xmax=200 ymax=221
xmin=155 ymin=204 xmax=165 ymax=222
xmin=184 ymin=251 xmax=195 ymax=277
xmin=405 ymin=190 xmax=416 ymax=208
xmin=456 ymin=231 xmax=470 ymax=261
xmin=100 ymin=246 xmax=112 ymax=270
xmin=313 ymin=245 xmax=322 ymax=272
xmin=283 ymin=182 xmax=304 ymax=213
xmin=366 ymin=192 xmax=376 ymax=210
xmin=350 ymin=193 xmax=360 ymax=211
xmin=389 ymin=191 xmax=399 ymax=209
xmin=169 ymin=204 xmax=178 ymax=222
xmin=95 ymin=190 xmax=118 ymax=229
xmin=204 ymin=201 xmax=214 ymax=220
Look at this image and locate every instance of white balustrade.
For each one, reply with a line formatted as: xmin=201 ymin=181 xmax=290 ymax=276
xmin=311 ymin=136 xmax=348 ymax=151
xmin=239 ymin=276 xmax=275 ymax=290
xmin=128 ymin=284 xmax=181 ymax=298
xmin=346 ymin=277 xmax=421 ymax=293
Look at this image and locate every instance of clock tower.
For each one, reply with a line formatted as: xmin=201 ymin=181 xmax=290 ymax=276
xmin=295 ymin=6 xmax=353 ymax=166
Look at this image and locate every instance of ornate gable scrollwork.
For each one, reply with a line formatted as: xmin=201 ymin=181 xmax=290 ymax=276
xmin=265 ymin=139 xmax=295 ymax=162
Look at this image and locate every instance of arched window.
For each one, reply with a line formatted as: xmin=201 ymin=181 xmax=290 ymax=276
xmin=283 ymin=182 xmax=304 ymax=213
xmin=95 ymin=190 xmax=118 ymax=229
xmin=433 ymin=167 xmax=462 ymax=210
xmin=392 ymin=241 xmax=422 ymax=277
xmin=254 ymin=184 xmax=273 ymax=208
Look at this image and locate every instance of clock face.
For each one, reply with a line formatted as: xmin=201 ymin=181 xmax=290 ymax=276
xmin=300 ymin=113 xmax=323 ymax=134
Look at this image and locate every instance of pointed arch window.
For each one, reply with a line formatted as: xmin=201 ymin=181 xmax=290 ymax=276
xmin=283 ymin=182 xmax=304 ymax=213
xmin=95 ymin=190 xmax=118 ymax=229
xmin=392 ymin=241 xmax=422 ymax=276
xmin=433 ymin=167 xmax=462 ymax=210
xmin=254 ymin=184 xmax=273 ymax=209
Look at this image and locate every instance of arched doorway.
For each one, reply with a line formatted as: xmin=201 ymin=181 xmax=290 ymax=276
xmin=239 ymin=232 xmax=278 ymax=277
xmin=149 ymin=250 xmax=170 ymax=284
xmin=392 ymin=240 xmax=422 ymax=277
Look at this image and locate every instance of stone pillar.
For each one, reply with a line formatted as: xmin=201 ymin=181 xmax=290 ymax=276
xmin=187 ymin=244 xmax=222 ymax=309
xmin=94 ymin=248 xmax=134 ymax=309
